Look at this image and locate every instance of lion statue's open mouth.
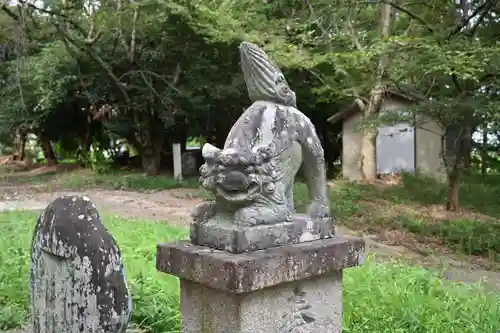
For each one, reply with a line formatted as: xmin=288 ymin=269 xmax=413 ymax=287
xmin=197 ymin=143 xmax=278 ymax=204
xmin=214 ymin=170 xmax=261 ymax=203
xmin=215 ymin=183 xmax=260 ymax=202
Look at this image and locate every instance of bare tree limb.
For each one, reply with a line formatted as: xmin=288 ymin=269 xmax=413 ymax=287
xmin=448 ymin=0 xmax=497 ymax=39
xmin=468 ymin=0 xmax=497 ymax=36
xmin=0 ymin=4 xmax=22 ymax=23
xmin=378 ymin=0 xmax=435 ymax=34
xmin=117 ymin=0 xmax=130 ymax=54
xmin=85 ymin=3 xmax=102 ymax=45
xmin=129 ymin=3 xmax=139 ymax=62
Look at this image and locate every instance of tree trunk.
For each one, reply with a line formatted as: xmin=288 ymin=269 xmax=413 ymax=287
xmin=463 ymin=127 xmax=473 ymax=170
xmin=141 ymin=144 xmax=162 ymax=176
xmin=12 ymin=128 xmax=26 ymax=161
xmin=130 ymin=105 xmax=166 ymax=175
xmin=360 ymin=2 xmax=392 ymax=181
xmin=446 ymin=168 xmax=461 ymax=211
xmin=481 ymin=127 xmax=488 ymax=176
xmin=445 ymin=123 xmax=471 ymax=211
xmin=39 ymin=133 xmax=58 ymax=166
xmin=361 ymin=127 xmax=378 ymax=181
xmin=78 ymin=115 xmax=94 ymax=167
xmin=19 ymin=134 xmax=26 ymax=161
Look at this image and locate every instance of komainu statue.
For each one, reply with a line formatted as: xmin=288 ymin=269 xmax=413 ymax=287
xmin=192 ymin=41 xmax=331 ymax=229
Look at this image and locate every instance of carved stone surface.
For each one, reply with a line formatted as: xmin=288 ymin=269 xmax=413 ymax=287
xmin=30 ymin=195 xmax=132 ymax=333
xmin=157 ymin=236 xmax=364 ymax=293
xmin=157 ymin=236 xmax=365 ymax=333
xmin=190 ymin=213 xmax=334 ymax=253
xmin=177 ymin=273 xmax=342 ymax=333
xmin=156 ymin=41 xmax=366 ymax=333
xmin=191 ymin=41 xmax=333 ymax=249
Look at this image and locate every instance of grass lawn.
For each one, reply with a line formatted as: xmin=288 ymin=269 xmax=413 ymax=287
xmin=0 ymin=168 xmax=200 ymax=191
xmin=1 ymin=211 xmax=499 ymax=332
xmin=2 ymin=167 xmax=500 ymax=262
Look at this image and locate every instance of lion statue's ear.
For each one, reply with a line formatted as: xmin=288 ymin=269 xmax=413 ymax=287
xmin=202 ymin=143 xmax=221 ymax=161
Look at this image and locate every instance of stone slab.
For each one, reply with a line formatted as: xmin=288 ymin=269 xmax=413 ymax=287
xmin=0 ymin=324 xmax=145 ymax=333
xmin=190 ymin=213 xmax=335 ymax=253
xmin=179 ymin=272 xmax=343 ymax=333
xmin=156 ymin=236 xmax=365 ymax=293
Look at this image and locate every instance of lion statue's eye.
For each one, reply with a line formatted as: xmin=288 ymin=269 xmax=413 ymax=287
xmin=274 ymin=73 xmax=285 ymax=84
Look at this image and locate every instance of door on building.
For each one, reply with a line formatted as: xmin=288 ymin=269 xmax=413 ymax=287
xmin=376 ymin=123 xmax=416 ymax=175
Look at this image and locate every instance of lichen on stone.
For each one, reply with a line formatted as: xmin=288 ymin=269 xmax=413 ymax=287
xmin=191 ymin=41 xmax=331 ymax=228
xmin=30 ymin=195 xmax=132 ymax=333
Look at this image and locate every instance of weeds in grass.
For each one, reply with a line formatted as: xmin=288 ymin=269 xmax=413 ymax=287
xmin=273 ymin=174 xmax=500 ymax=261
xmin=0 ymin=171 xmax=199 ymax=191
xmin=1 ymin=211 xmax=500 ymax=332
xmin=344 ymin=257 xmax=500 ymax=333
xmin=401 ymin=217 xmax=500 ymax=260
xmin=2 ymin=168 xmax=500 ymax=261
xmin=0 ymin=211 xmax=187 ymax=332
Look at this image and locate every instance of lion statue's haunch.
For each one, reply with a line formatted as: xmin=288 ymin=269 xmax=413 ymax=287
xmin=191 ymin=41 xmax=330 ymax=226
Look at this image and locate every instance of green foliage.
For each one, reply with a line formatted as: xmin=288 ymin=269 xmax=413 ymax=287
xmin=328 ymin=172 xmax=500 ymax=218
xmin=344 ymin=258 xmax=500 ymax=333
xmin=402 ymin=217 xmax=500 ymax=259
xmin=294 ymin=172 xmax=500 ymax=259
xmin=2 ymin=0 xmax=500 ymax=197
xmin=1 ymin=211 xmax=500 ymax=332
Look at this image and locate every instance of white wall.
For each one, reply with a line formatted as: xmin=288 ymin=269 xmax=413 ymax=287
xmin=376 ymin=123 xmax=415 ymax=174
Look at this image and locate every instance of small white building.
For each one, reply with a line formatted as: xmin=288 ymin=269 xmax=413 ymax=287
xmin=327 ymin=89 xmax=447 ymax=181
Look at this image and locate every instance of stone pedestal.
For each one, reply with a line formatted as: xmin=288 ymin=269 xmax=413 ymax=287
xmin=156 ymin=236 xmax=365 ymax=333
xmin=190 ymin=214 xmax=335 ymax=253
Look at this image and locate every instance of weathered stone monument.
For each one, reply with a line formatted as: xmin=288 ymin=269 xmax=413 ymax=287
xmin=156 ymin=41 xmax=365 ymax=332
xmin=30 ymin=195 xmax=132 ymax=333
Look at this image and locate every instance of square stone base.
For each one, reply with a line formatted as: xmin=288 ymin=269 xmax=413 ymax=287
xmin=157 ymin=236 xmax=364 ymax=293
xmin=190 ymin=213 xmax=335 ymax=253
xmin=156 ymin=236 xmax=365 ymax=333
xmin=180 ymin=272 xmax=342 ymax=333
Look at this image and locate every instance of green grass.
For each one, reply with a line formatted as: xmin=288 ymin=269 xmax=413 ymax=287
xmin=1 ymin=211 xmax=500 ymax=332
xmin=344 ymin=260 xmax=500 ymax=333
xmin=311 ymin=172 xmax=500 ymax=261
xmin=0 ymin=170 xmax=200 ymax=191
xmin=330 ymin=172 xmax=500 ymax=218
xmin=0 ymin=211 xmax=186 ymax=332
xmin=2 ymin=168 xmax=500 ymax=261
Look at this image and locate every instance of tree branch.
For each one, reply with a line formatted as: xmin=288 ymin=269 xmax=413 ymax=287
xmin=378 ymin=0 xmax=435 ymax=34
xmin=84 ymin=3 xmax=102 ymax=45
xmin=468 ymin=0 xmax=497 ymax=36
xmin=52 ymin=22 xmax=131 ymax=104
xmin=117 ymin=0 xmax=130 ymax=54
xmin=0 ymin=4 xmax=22 ymax=23
xmin=447 ymin=0 xmax=497 ymax=39
xmin=129 ymin=3 xmax=139 ymax=62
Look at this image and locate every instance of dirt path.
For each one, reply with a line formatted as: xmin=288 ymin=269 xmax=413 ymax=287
xmin=1 ymin=184 xmax=500 ymax=291
xmin=0 ymin=185 xmax=200 ymax=226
